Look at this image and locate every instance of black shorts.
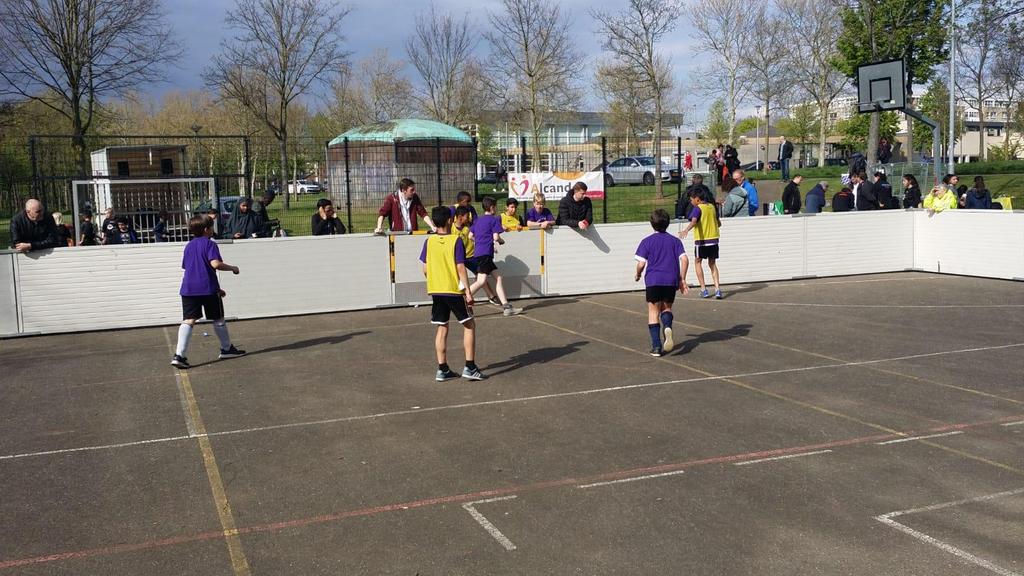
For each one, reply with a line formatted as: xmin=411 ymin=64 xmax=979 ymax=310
xmin=695 ymin=244 xmax=720 ymax=260
xmin=182 ymin=294 xmax=224 ymax=321
xmin=465 ymin=257 xmax=479 ymax=274
xmin=431 ymin=294 xmax=473 ymax=325
xmin=645 ymin=285 xmax=677 ymax=304
xmin=469 ymin=254 xmax=497 ymax=274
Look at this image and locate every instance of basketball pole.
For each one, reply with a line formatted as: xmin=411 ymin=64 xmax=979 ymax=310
xmin=906 ymin=109 xmax=942 ymax=187
xmin=948 ymin=0 xmax=956 ymax=175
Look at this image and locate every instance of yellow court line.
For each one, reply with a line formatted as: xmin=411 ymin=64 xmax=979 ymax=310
xmin=178 ymin=369 xmax=252 ymax=575
xmin=583 ymin=297 xmax=1024 ymax=407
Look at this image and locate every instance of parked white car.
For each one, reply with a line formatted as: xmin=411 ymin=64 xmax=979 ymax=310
xmin=603 ymin=156 xmax=680 ymax=187
xmin=288 ymin=180 xmax=322 ymax=195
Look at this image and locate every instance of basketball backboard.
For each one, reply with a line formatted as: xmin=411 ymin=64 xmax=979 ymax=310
xmin=857 ymin=59 xmax=906 ymax=113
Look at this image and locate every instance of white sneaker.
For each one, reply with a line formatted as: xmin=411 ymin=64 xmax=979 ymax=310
xmin=663 ymin=327 xmax=674 ymax=353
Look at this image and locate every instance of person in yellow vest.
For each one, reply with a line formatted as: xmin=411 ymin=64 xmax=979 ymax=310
xmin=923 ymin=185 xmax=958 ymax=213
xmin=679 ymin=189 xmax=723 ymax=299
xmin=420 ymin=205 xmax=483 ymax=381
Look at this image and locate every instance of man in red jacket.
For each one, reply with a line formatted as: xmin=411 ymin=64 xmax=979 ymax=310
xmin=374 ymin=178 xmax=438 ymax=234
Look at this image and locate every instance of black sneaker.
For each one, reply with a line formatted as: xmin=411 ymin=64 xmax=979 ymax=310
xmin=435 ymin=368 xmax=460 ymax=381
xmin=219 ymin=345 xmax=247 ymax=359
xmin=649 ymin=347 xmax=664 ymax=357
xmin=171 ymin=355 xmax=191 ymax=369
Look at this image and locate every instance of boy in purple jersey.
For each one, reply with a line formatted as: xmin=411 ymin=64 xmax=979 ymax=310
xmin=468 ymin=197 xmax=522 ymax=316
xmin=171 ymin=215 xmax=246 ymax=369
xmin=634 ymin=209 xmax=690 ymax=357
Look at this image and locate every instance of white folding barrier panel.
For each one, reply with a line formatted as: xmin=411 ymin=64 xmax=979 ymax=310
xmin=804 ymin=211 xmax=915 ymax=277
xmin=216 ymin=234 xmax=392 ymax=318
xmin=0 ymin=252 xmax=20 ymax=336
xmin=914 ymin=210 xmax=1024 ymax=280
xmin=392 ymin=230 xmax=543 ymax=305
xmin=4 ymin=211 xmax=1021 ymax=336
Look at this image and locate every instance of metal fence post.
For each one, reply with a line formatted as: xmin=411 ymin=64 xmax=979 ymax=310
xmin=343 ymin=137 xmax=353 ymax=232
xmin=520 ymin=136 xmax=527 ymax=173
xmin=676 ymin=136 xmax=683 ymax=201
xmin=29 ymin=136 xmax=38 ymax=199
xmin=601 ymin=136 xmax=608 ymax=224
xmin=243 ymin=136 xmax=251 ymax=196
xmin=435 ymin=137 xmax=443 ymax=207
xmin=472 ymin=137 xmax=479 ymax=199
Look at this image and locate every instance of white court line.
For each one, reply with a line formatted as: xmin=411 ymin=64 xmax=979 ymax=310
xmin=2 ymin=342 xmax=1023 ymax=461
xmin=733 ymin=450 xmax=832 ymax=466
xmin=578 ymin=470 xmax=686 ymax=489
xmin=1002 ymin=421 xmax=1024 ymax=427
xmin=875 ymin=487 xmax=1024 ymax=576
xmin=462 ymin=496 xmax=518 ymax=551
xmin=876 ymin=431 xmax=964 ymax=445
xmin=164 ymin=327 xmax=199 ymax=437
xmin=709 ymin=300 xmax=1024 ymax=309
xmin=737 ymin=276 xmax=942 ymax=289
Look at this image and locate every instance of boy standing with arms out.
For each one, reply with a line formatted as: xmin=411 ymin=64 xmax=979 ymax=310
xmin=635 ymin=209 xmax=690 ymax=357
xmin=421 ymin=206 xmax=483 ymax=381
xmin=171 ymin=215 xmax=246 ymax=369
xmin=468 ymin=197 xmax=522 ymax=317
xmin=680 ymin=189 xmax=723 ymax=299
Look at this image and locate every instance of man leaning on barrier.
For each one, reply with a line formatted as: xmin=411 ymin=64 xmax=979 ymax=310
xmin=557 ymin=182 xmax=594 ymax=230
xmin=10 ymin=199 xmax=61 ymax=253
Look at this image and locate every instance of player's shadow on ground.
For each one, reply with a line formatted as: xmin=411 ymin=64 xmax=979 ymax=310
xmin=673 ymin=324 xmax=752 ymax=355
xmin=191 ymin=331 xmax=372 ymax=367
xmin=522 ymin=297 xmax=578 ymax=311
xmin=484 ymin=340 xmax=588 ymax=377
xmin=722 ymin=283 xmax=769 ymax=296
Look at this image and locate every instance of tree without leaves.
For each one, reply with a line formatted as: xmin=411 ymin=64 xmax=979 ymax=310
xmin=204 ymin=0 xmax=349 ymax=208
xmin=595 ymin=62 xmax=655 ymax=156
xmin=406 ymin=4 xmax=482 ymax=126
xmin=691 ymin=0 xmax=755 ymax=145
xmin=0 ymin=0 xmax=181 ymax=175
xmin=778 ymin=0 xmax=848 ymax=165
xmin=991 ymin=16 xmax=1024 ymax=151
xmin=484 ymin=0 xmax=582 ymax=168
xmin=956 ymin=0 xmax=1007 ymax=161
xmin=329 ymin=50 xmax=416 ymax=128
xmin=592 ymin=0 xmax=682 ymax=197
xmin=742 ymin=10 xmax=795 ymax=173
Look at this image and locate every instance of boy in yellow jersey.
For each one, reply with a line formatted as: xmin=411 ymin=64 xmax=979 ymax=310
xmin=420 ymin=205 xmax=483 ymax=381
xmin=501 ymin=198 xmax=525 ymax=231
xmin=680 ymin=189 xmax=723 ymax=299
xmin=454 ymin=206 xmax=500 ymax=306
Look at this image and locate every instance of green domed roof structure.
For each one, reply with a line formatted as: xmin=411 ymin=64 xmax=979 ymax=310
xmin=329 ymin=119 xmax=472 ymax=146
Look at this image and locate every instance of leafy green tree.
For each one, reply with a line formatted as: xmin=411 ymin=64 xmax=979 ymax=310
xmin=701 ymin=99 xmax=731 ymax=146
xmin=777 ymin=103 xmax=822 ymax=160
xmin=911 ymin=79 xmax=964 ymax=157
xmin=836 ymin=111 xmax=899 ymax=152
xmin=835 ymin=0 xmax=948 ymax=162
xmin=734 ymin=117 xmax=758 ymax=137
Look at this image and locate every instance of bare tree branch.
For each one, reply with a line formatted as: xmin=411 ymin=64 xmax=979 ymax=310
xmin=406 ymin=4 xmax=481 ymax=125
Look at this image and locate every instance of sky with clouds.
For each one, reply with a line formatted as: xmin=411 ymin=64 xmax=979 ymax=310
xmin=160 ymin=0 xmax=709 ymax=121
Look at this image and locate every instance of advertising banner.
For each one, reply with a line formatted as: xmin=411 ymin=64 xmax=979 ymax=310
xmin=507 ymin=171 xmax=605 ymax=202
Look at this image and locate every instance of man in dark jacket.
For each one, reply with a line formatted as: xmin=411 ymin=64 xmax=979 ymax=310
xmin=832 ymin=187 xmax=855 ymax=212
xmin=778 ymin=136 xmax=794 ymax=181
xmin=557 ymin=182 xmax=594 ymax=229
xmin=873 ymin=172 xmax=895 ymax=209
xmin=312 ymin=198 xmax=346 ymax=235
xmin=10 ymin=199 xmax=60 ymax=253
xmin=804 ymin=181 xmax=828 ymax=213
xmin=676 ymin=174 xmax=712 ymax=219
xmin=853 ymin=171 xmax=878 ymax=211
xmin=781 ymin=175 xmax=803 ymax=214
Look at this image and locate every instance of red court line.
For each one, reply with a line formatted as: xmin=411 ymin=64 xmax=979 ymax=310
xmin=2 ymin=415 xmax=1021 ymax=570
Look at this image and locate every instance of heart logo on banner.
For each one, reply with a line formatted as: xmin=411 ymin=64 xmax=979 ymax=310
xmin=516 ymin=178 xmax=530 ymax=196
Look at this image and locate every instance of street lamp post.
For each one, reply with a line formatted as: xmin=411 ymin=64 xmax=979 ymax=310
xmin=948 ymin=0 xmax=956 ymax=176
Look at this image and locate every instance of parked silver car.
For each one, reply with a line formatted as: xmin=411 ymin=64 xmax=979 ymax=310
xmin=603 ymin=156 xmax=680 ymax=187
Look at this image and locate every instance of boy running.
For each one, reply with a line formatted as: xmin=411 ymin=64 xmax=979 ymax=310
xmin=420 ymin=205 xmax=483 ymax=381
xmin=454 ymin=206 xmax=500 ymax=306
xmin=680 ymin=189 xmax=723 ymax=299
xmin=171 ymin=215 xmax=246 ymax=369
xmin=635 ymin=209 xmax=690 ymax=357
xmin=468 ymin=197 xmax=522 ymax=317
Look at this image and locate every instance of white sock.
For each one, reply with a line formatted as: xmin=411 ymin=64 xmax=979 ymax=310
xmin=213 ymin=320 xmax=231 ymax=350
xmin=176 ymin=323 xmax=193 ymax=357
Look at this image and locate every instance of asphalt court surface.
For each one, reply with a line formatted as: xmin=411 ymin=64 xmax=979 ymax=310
xmin=1 ymin=271 xmax=1022 ymax=575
